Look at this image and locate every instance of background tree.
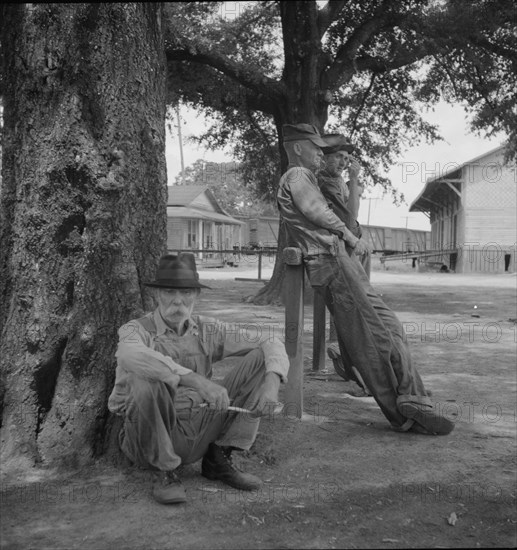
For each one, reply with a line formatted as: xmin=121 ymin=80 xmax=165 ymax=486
xmin=0 ymin=3 xmax=166 ymax=469
xmin=176 ymin=159 xmax=277 ymax=217
xmin=164 ymin=0 xmax=517 ymax=303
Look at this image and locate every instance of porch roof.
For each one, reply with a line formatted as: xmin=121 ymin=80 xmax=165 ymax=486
xmin=167 ymin=206 xmax=245 ymax=225
xmin=409 ymin=144 xmax=506 ymax=213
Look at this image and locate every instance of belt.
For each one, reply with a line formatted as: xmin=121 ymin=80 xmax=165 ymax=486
xmin=304 ymin=253 xmax=334 ymax=261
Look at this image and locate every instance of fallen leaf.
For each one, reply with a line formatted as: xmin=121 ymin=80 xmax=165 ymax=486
xmin=448 ymin=512 xmax=458 ymax=526
xmin=382 ymin=538 xmax=399 ymax=543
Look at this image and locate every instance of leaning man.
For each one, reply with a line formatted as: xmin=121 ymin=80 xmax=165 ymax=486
xmin=108 ymin=253 xmax=289 ymax=504
xmin=277 ymin=123 xmax=454 ymax=436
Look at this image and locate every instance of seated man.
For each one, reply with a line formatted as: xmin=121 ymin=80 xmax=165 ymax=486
xmin=108 ymin=253 xmax=289 ymax=504
xmin=277 ymin=123 xmax=454 ymax=436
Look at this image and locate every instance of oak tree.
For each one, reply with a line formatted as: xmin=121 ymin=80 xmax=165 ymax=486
xmin=0 ymin=3 xmax=167 ymax=469
xmin=165 ymin=0 xmax=516 ymax=303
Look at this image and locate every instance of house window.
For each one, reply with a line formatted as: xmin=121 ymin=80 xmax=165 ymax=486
xmin=187 ymin=220 xmax=198 ymax=248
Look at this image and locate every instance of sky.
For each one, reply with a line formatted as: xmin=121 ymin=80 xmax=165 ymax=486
xmin=165 ymin=101 xmax=506 ymax=232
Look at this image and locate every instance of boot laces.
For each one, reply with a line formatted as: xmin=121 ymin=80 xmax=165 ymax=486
xmin=220 ymin=446 xmax=240 ymax=471
xmin=166 ymin=470 xmax=182 ymax=484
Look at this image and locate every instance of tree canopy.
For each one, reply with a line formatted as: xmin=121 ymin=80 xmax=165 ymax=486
xmin=165 ymin=0 xmax=516 ymax=202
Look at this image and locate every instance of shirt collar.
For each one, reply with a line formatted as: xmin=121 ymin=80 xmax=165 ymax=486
xmin=153 ymin=309 xmax=198 ymax=337
xmin=319 ymin=169 xmax=342 ymax=182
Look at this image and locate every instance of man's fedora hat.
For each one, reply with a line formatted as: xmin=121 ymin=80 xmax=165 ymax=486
xmin=144 ymin=253 xmax=210 ymax=289
xmin=283 ymin=123 xmax=328 ymax=147
xmin=321 ymin=133 xmax=356 ymax=155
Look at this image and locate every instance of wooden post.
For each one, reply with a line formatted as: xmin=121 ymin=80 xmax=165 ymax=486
xmin=258 ymin=248 xmax=262 ymax=280
xmin=283 ymin=247 xmax=304 ymax=418
xmin=312 ymin=288 xmax=326 ymax=371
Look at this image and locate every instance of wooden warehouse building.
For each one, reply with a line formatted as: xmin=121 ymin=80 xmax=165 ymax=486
xmin=409 ymin=145 xmax=516 ymax=273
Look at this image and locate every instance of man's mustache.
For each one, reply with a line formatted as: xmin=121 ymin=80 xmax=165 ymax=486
xmin=167 ymin=306 xmax=190 ymax=314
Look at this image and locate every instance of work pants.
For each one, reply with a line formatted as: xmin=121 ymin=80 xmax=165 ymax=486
xmin=119 ymin=349 xmax=266 ymax=471
xmin=304 ymin=241 xmax=431 ymax=429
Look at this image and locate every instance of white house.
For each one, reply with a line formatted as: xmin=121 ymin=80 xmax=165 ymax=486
xmin=166 ymin=185 xmax=244 ymax=259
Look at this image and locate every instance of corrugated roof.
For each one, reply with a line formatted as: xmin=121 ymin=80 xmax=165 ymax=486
xmin=409 ymin=144 xmax=507 ymax=213
xmin=167 ymin=185 xmax=207 ymax=206
xmin=167 ymin=206 xmax=245 ymax=225
xmin=167 ymin=185 xmax=234 ymax=217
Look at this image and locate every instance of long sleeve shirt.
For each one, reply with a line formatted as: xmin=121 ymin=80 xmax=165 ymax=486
xmin=108 ymin=309 xmax=289 ymax=415
xmin=317 ymin=170 xmax=363 ymax=239
xmin=277 ymin=166 xmax=357 ymax=255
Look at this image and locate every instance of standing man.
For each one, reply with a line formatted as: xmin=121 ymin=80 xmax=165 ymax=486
xmin=108 ymin=253 xmax=289 ymax=504
xmin=277 ymin=123 xmax=454 ymax=436
xmin=318 ymin=134 xmax=371 ymax=277
xmin=318 ymin=134 xmax=371 ymax=389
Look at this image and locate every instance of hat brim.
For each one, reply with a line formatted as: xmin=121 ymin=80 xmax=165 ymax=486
xmin=144 ymin=280 xmax=211 ymax=289
xmin=308 ymin=135 xmax=328 ymax=147
xmin=322 ymin=143 xmax=356 ymax=154
xmin=284 ymin=135 xmax=327 ymax=148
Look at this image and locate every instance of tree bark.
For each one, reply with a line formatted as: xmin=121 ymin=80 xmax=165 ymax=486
xmin=253 ymin=2 xmax=329 ymax=306
xmin=0 ymin=3 xmax=166 ymax=470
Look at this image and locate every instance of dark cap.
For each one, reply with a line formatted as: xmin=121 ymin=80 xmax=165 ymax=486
xmin=144 ymin=252 xmax=210 ymax=289
xmin=321 ymin=133 xmax=356 ymax=155
xmin=283 ymin=124 xmax=327 ymax=147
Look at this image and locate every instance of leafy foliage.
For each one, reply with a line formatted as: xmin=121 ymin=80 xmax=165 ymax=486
xmin=175 ymin=159 xmax=277 ymax=216
xmin=164 ymin=0 xmax=516 ymax=195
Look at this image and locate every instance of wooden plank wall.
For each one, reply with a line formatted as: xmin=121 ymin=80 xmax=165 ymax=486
xmin=166 ymin=218 xmax=184 ymax=249
xmin=458 ymin=246 xmax=515 ymax=273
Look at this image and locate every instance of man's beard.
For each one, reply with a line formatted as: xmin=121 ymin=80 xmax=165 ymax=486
xmin=315 ymin=159 xmax=327 ymax=175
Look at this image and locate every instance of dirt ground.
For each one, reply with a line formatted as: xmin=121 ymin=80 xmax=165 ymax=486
xmin=1 ymin=265 xmax=516 ymax=549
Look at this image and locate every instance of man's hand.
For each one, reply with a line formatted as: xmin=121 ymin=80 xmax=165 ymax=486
xmin=347 ymin=156 xmax=361 ymax=180
xmin=200 ymin=380 xmax=230 ymax=410
xmin=353 ymin=239 xmax=370 ymax=256
xmin=249 ymin=372 xmax=281 ymax=418
xmin=180 ymin=372 xmax=230 ymax=410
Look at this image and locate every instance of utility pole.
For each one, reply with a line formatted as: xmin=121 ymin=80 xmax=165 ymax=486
xmin=401 ymin=215 xmax=414 ymax=252
xmin=365 ymin=196 xmax=381 ymax=226
xmin=176 ymin=104 xmax=185 ymax=184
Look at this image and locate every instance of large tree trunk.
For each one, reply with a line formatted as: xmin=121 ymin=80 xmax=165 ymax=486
xmin=252 ymin=3 xmax=330 ymax=307
xmin=0 ymin=3 xmax=166 ymax=470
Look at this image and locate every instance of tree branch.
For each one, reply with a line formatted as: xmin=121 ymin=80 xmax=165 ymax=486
xmin=432 ymin=53 xmax=461 ymax=99
xmin=246 ymin=109 xmax=277 ymax=166
xmin=324 ymin=0 xmax=399 ymax=89
xmin=467 ymin=35 xmax=517 ymax=65
xmin=349 ymin=73 xmax=377 ymax=139
xmin=355 ymin=40 xmax=441 ymax=74
xmin=166 ymin=44 xmax=285 ymax=103
xmin=317 ymin=0 xmax=347 ymax=38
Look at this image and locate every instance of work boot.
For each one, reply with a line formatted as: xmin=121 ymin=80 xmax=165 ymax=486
xmin=152 ymin=470 xmax=187 ymax=504
xmin=327 ymin=344 xmax=371 ymax=395
xmin=201 ymin=443 xmax=261 ymax=491
xmin=327 ymin=343 xmax=351 ymax=380
xmin=398 ymin=400 xmax=455 ymax=436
